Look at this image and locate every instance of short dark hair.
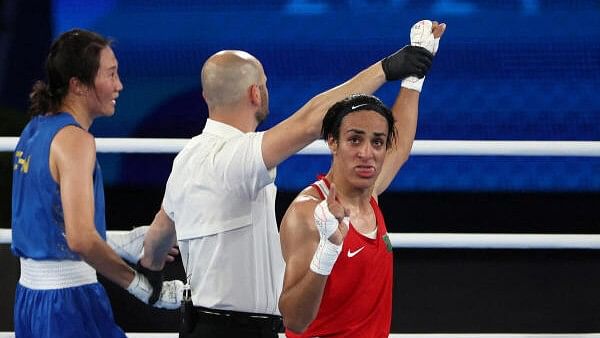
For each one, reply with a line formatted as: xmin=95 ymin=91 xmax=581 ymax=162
xmin=28 ymin=29 xmax=111 ymax=116
xmin=321 ymin=94 xmax=396 ymax=148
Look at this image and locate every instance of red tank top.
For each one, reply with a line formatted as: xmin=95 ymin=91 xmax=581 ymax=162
xmin=286 ymin=178 xmax=394 ymax=338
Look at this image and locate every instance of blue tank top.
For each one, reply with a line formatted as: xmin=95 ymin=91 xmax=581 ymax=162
xmin=11 ymin=112 xmax=106 ymax=260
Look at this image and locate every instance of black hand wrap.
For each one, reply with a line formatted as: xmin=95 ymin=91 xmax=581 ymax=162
xmin=136 ymin=262 xmax=164 ymax=305
xmin=381 ymin=45 xmax=434 ymax=81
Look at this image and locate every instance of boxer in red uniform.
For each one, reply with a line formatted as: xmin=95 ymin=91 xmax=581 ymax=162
xmin=278 ymin=21 xmax=446 ymax=338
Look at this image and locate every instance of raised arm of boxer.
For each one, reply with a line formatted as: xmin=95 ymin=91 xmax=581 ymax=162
xmin=374 ymin=20 xmax=447 ymax=196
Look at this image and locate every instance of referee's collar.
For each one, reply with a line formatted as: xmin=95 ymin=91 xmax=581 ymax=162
xmin=203 ymin=118 xmax=245 ymax=139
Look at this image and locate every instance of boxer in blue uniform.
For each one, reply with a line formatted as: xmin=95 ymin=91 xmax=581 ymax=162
xmin=11 ymin=29 xmax=183 ymax=338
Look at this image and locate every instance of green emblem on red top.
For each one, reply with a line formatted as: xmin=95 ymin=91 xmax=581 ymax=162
xmin=382 ymin=233 xmax=392 ymax=252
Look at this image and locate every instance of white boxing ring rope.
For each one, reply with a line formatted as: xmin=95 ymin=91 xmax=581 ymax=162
xmin=2 ymin=137 xmax=600 ymax=156
xmin=3 ymin=230 xmax=600 ymax=249
xmin=1 ymin=137 xmax=600 ymax=249
xmin=1 ymin=334 xmax=600 ymax=338
xmin=2 ymin=137 xmax=600 ymax=337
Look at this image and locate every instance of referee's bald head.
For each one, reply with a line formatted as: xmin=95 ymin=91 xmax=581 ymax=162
xmin=201 ymin=50 xmax=264 ymax=109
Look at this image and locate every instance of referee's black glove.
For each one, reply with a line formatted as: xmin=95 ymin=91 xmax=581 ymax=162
xmin=381 ymin=45 xmax=433 ymax=81
xmin=135 ymin=262 xmax=164 ymax=305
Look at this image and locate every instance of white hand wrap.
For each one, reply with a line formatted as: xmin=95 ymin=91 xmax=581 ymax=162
xmin=127 ymin=271 xmax=184 ymax=309
xmin=107 ymin=226 xmax=148 ymax=264
xmin=310 ymin=200 xmax=343 ymax=276
xmin=402 ymin=20 xmax=440 ymax=92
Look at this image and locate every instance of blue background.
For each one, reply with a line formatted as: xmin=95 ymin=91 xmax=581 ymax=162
xmin=53 ymin=0 xmax=600 ymax=192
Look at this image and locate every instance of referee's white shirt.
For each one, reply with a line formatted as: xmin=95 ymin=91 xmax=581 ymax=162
xmin=163 ymin=119 xmax=284 ymax=315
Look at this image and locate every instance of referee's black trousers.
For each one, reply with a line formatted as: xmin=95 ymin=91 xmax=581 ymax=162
xmin=180 ymin=305 xmax=283 ymax=338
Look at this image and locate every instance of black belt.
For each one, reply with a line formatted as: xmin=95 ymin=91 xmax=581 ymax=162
xmin=193 ymin=306 xmax=284 ymax=333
